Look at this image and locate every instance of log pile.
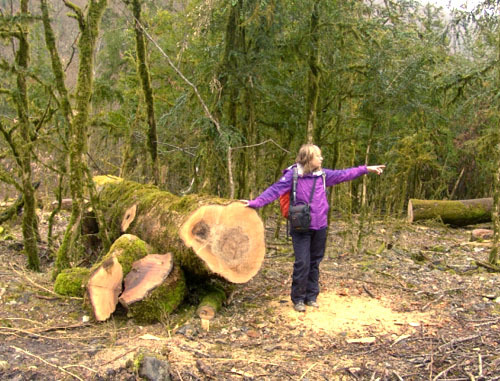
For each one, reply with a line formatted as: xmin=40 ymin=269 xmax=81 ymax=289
xmin=55 ymin=177 xmax=266 ymax=323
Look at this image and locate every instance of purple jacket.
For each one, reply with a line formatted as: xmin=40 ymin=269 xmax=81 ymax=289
xmin=248 ymin=164 xmax=368 ymax=230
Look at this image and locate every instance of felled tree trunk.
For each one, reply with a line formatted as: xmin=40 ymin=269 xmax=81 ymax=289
xmin=87 ymin=234 xmax=154 ymax=321
xmin=408 ymin=198 xmax=493 ymax=226
xmin=96 ymin=177 xmax=265 ymax=283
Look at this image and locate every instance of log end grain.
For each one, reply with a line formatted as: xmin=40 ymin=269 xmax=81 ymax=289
xmin=119 ymin=253 xmax=174 ymax=307
xmin=179 ymin=202 xmax=265 ymax=283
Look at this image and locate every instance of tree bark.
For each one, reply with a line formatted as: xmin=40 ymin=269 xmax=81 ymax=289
xmin=96 ymin=177 xmax=265 ymax=283
xmin=306 ymin=0 xmax=321 ymax=143
xmin=131 ymin=0 xmax=159 ymax=185
xmin=15 ymin=0 xmax=40 ymax=271
xmin=408 ymin=198 xmax=493 ymax=226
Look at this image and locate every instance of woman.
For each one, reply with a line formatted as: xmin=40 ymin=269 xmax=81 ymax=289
xmin=242 ymin=144 xmax=385 ymax=312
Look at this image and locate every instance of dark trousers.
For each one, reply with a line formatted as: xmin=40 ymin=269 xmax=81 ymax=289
xmin=290 ymin=228 xmax=327 ymax=304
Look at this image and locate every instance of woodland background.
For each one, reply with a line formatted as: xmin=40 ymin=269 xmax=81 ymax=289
xmin=1 ymin=0 xmax=500 ymax=272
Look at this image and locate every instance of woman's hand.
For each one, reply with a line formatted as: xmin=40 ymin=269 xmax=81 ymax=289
xmin=367 ymin=165 xmax=385 ymax=175
xmin=239 ymin=199 xmax=250 ymax=206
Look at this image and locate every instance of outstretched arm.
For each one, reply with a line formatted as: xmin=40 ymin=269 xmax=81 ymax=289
xmin=367 ymin=165 xmax=385 ymax=175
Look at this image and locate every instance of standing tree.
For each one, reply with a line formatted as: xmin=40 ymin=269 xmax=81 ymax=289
xmin=130 ymin=0 xmax=159 ymax=185
xmin=47 ymin=0 xmax=109 ymax=277
xmin=306 ymin=0 xmax=321 ymax=143
xmin=0 ymin=0 xmax=41 ymax=271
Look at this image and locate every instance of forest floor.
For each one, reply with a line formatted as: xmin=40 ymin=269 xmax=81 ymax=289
xmin=0 ymin=207 xmax=499 ymax=381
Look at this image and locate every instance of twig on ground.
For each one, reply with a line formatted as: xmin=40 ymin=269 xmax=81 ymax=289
xmin=299 ymin=362 xmax=318 ymax=380
xmin=432 ymin=363 xmax=457 ymax=381
xmin=422 ymin=294 xmax=444 ymax=311
xmin=36 ymin=322 xmax=91 ymax=333
xmin=11 ymin=345 xmax=84 ymax=381
xmin=438 ymin=335 xmax=480 ymax=350
xmin=63 ymin=364 xmax=98 ymax=374
xmin=362 ymin=284 xmax=376 ymax=298
xmin=9 ymin=262 xmax=82 ymax=300
xmin=393 ymin=371 xmax=404 ymax=381
xmin=100 ymin=347 xmax=138 ymax=366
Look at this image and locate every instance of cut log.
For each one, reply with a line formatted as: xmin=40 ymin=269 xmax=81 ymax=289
xmin=86 ymin=234 xmax=154 ymax=321
xmin=87 ymin=255 xmax=123 ymax=321
xmin=196 ymin=284 xmax=227 ymax=320
xmin=471 ymin=229 xmax=493 ymax=241
xmin=408 ymin=198 xmax=492 ymax=226
xmin=119 ymin=253 xmax=174 ymax=306
xmin=123 ymin=264 xmax=186 ymax=323
xmin=97 ymin=178 xmax=265 ymax=283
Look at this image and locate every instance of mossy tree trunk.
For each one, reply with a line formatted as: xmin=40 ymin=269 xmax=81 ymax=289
xmin=306 ymin=0 xmax=321 ymax=144
xmin=41 ymin=0 xmax=71 ymax=254
xmin=18 ymin=0 xmax=40 ymax=271
xmin=54 ymin=0 xmax=109 ymax=278
xmin=131 ymin=0 xmax=159 ymax=185
xmin=489 ymin=32 xmax=500 ymax=265
xmin=96 ymin=177 xmax=265 ymax=283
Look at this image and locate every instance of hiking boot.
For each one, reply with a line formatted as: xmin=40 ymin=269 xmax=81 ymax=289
xmin=293 ymin=301 xmax=306 ymax=312
xmin=305 ymin=300 xmax=319 ymax=308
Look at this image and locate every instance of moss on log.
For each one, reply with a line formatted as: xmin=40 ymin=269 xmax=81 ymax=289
xmin=97 ymin=178 xmax=265 ymax=283
xmin=99 ymin=233 xmax=155 ymax=275
xmin=125 ymin=264 xmax=186 ymax=323
xmin=54 ymin=267 xmax=90 ymax=297
xmin=408 ymin=198 xmax=492 ymax=226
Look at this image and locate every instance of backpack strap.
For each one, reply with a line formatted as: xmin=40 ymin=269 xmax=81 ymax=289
xmin=291 ymin=166 xmax=319 ymax=205
xmin=291 ymin=166 xmax=298 ymax=204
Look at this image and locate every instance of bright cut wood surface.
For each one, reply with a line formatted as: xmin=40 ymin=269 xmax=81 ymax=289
xmin=179 ymin=202 xmax=265 ymax=283
xmin=119 ymin=253 xmax=174 ymax=306
xmin=86 ymin=255 xmax=123 ymax=321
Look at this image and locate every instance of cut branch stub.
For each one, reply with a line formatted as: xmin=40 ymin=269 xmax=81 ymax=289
xmin=179 ymin=202 xmax=265 ymax=283
xmin=121 ymin=204 xmax=137 ymax=233
xmin=86 ymin=255 xmax=123 ymax=321
xmin=119 ymin=253 xmax=174 ymax=307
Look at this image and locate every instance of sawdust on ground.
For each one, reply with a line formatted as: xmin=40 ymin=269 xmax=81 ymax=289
xmin=272 ymin=291 xmax=434 ymax=338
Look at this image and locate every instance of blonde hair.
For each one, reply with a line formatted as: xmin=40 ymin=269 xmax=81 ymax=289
xmin=296 ymin=144 xmax=321 ymax=174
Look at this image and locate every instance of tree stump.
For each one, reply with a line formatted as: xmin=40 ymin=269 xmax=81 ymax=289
xmin=96 ymin=178 xmax=265 ymax=283
xmin=408 ymin=198 xmax=492 ymax=226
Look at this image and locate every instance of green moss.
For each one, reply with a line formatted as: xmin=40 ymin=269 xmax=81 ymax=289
xmin=92 ymin=234 xmax=153 ymax=276
xmin=197 ymin=283 xmax=227 ymax=315
xmin=127 ymin=265 xmax=186 ymax=324
xmin=54 ymin=267 xmax=90 ymax=297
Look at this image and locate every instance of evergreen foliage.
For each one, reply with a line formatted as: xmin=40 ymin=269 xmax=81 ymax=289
xmin=1 ymin=0 xmax=500 ymax=268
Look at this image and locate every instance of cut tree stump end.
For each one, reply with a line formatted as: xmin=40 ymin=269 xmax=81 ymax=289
xmin=179 ymin=202 xmax=265 ymax=284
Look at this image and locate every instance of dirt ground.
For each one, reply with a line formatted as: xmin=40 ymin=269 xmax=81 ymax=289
xmin=1 ymin=209 xmax=499 ymax=380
